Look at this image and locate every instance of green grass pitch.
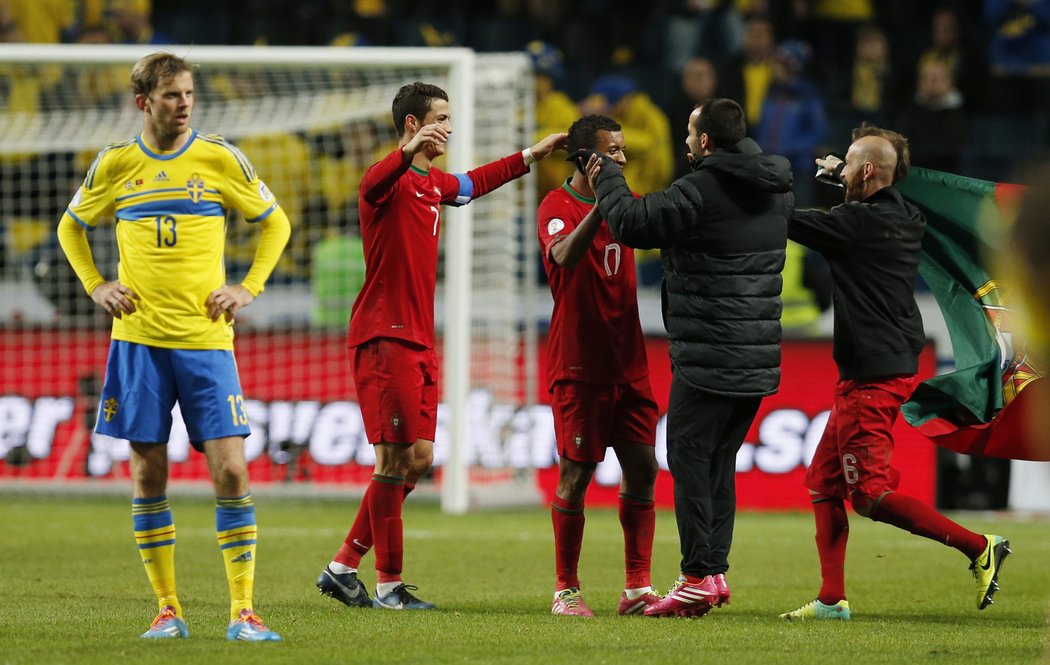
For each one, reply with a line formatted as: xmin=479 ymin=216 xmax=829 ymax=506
xmin=0 ymin=493 xmax=1046 ymax=664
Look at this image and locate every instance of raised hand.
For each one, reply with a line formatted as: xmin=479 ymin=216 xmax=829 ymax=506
xmin=584 ymin=153 xmax=604 ymax=192
xmin=529 ymin=132 xmax=569 ymax=161
xmin=815 ymin=154 xmax=843 ymax=173
xmin=566 ymin=145 xmax=600 ymax=165
xmin=403 ymin=122 xmax=450 ymax=157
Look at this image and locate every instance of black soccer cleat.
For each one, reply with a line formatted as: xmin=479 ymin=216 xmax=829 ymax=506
xmin=317 ymin=566 xmax=374 ymax=608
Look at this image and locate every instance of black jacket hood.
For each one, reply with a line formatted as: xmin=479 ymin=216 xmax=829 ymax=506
xmin=694 ymin=137 xmax=794 ymax=193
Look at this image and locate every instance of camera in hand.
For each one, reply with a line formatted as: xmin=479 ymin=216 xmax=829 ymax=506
xmin=565 ymin=148 xmax=599 ymax=174
xmin=814 ymin=153 xmax=844 ymax=188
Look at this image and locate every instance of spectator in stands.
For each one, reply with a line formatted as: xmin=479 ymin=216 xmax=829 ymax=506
xmin=0 ymin=0 xmax=71 ymax=113
xmin=719 ymin=14 xmax=776 ymax=129
xmin=895 ymin=58 xmax=968 ymax=173
xmin=0 ymin=0 xmax=76 ymax=43
xmin=106 ymin=0 xmax=173 ymax=45
xmin=919 ymin=6 xmax=983 ymax=107
xmin=662 ymin=0 xmax=744 ymax=72
xmin=830 ymin=23 xmax=895 ymax=124
xmin=753 ymin=40 xmax=827 ymax=207
xmin=808 ymin=0 xmax=875 ymax=79
xmin=527 ymin=40 xmax=580 ymax=199
xmin=986 ymin=0 xmax=1050 ymax=111
xmin=73 ymin=24 xmax=127 ymax=108
xmin=671 ymin=57 xmax=719 ymax=179
xmin=469 ymin=2 xmax=536 ymax=52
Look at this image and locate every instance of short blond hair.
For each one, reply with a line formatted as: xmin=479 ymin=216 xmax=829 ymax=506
xmin=130 ymin=52 xmax=192 ymax=97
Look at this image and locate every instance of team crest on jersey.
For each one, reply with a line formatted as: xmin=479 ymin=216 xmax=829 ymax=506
xmin=186 ymin=173 xmax=206 ymax=202
xmin=258 ymin=181 xmax=274 ymax=202
xmin=573 ymin=432 xmax=583 ymax=449
xmin=102 ymin=397 xmax=119 ymax=422
xmin=391 ymin=413 xmax=402 ymax=430
xmin=547 ymin=218 xmax=565 ymax=236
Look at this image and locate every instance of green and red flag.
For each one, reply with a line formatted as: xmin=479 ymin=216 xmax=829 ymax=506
xmin=898 ymin=167 xmax=1049 ymax=461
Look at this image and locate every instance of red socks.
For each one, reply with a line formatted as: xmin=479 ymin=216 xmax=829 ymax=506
xmin=368 ymin=474 xmax=406 ymax=584
xmin=812 ymin=490 xmax=988 ymax=606
xmin=618 ymin=494 xmax=655 ymax=590
xmin=552 ymin=496 xmax=585 ymax=590
xmin=334 ymin=482 xmax=414 ymax=568
xmin=871 ymin=491 xmax=987 ymax=559
xmin=813 ymin=495 xmax=849 ymax=605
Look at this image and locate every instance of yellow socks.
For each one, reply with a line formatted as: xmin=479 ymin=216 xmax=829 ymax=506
xmin=216 ymin=494 xmax=258 ymax=621
xmin=132 ymin=496 xmax=182 ymax=617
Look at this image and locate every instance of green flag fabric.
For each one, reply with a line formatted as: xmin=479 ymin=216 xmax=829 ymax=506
xmin=898 ymin=167 xmax=1048 ymax=460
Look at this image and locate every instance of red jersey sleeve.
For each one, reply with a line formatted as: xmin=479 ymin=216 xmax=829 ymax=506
xmin=435 ymin=152 xmax=530 ymax=206
xmin=360 ymin=148 xmax=412 ymax=207
xmin=537 ymin=192 xmax=577 ymax=260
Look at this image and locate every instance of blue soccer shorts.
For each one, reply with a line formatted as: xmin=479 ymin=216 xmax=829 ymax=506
xmin=96 ymin=340 xmax=251 ymax=450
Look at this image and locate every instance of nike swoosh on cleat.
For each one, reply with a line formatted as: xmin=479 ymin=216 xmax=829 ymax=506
xmin=333 ymin=579 xmax=364 ymax=598
xmin=980 ymin=556 xmax=993 ymax=571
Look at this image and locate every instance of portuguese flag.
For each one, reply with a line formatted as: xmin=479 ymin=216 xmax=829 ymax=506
xmin=898 ymin=167 xmax=1049 ymax=461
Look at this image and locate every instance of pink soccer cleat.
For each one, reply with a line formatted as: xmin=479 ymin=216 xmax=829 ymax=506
xmin=551 ymin=588 xmax=595 ymax=617
xmin=643 ymin=575 xmax=717 ymax=618
xmin=617 ymin=590 xmax=663 ymax=616
xmin=713 ymin=573 xmax=731 ymax=607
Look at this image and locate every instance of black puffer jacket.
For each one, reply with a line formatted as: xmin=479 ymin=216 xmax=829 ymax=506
xmin=594 ymin=137 xmax=794 ymax=397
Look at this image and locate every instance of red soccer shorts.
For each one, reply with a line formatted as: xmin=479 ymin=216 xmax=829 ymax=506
xmin=805 ymin=375 xmax=917 ymax=501
xmin=352 ymin=337 xmax=439 ymax=444
xmin=551 ymin=377 xmax=659 ymax=464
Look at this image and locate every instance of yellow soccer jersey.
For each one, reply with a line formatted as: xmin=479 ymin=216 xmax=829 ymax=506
xmin=65 ymin=130 xmax=283 ymax=350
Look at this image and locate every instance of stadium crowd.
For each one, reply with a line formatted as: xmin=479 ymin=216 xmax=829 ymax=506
xmin=1 ymin=0 xmax=1048 ymax=319
xmin=2 ymin=0 xmax=1049 ymax=187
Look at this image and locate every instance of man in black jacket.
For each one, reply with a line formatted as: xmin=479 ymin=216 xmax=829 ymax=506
xmin=779 ymin=126 xmax=1010 ymax=621
xmin=581 ymin=98 xmax=793 ymax=617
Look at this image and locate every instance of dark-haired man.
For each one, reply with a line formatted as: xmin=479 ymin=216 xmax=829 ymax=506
xmin=316 ymin=81 xmax=567 ymax=611
xmin=581 ymin=98 xmax=793 ymax=617
xmin=780 ymin=126 xmax=1009 ymax=621
xmin=539 ymin=114 xmax=660 ymax=617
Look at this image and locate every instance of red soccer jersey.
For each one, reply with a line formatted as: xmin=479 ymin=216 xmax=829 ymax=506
xmin=349 ymin=148 xmax=530 ymax=349
xmin=538 ymin=181 xmax=649 ymax=389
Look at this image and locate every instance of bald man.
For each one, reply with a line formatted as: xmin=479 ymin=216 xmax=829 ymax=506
xmin=779 ymin=127 xmax=1010 ymax=621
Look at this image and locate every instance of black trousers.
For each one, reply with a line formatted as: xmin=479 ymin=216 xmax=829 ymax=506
xmin=666 ymin=371 xmax=762 ymax=577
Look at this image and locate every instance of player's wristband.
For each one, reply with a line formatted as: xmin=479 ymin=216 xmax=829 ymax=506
xmin=522 ymin=148 xmax=535 ymax=166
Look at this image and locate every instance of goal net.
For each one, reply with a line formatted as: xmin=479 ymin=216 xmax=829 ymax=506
xmin=0 ymin=45 xmax=545 ymax=510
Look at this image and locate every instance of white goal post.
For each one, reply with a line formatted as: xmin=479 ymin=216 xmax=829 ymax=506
xmin=0 ymin=44 xmax=541 ymax=513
